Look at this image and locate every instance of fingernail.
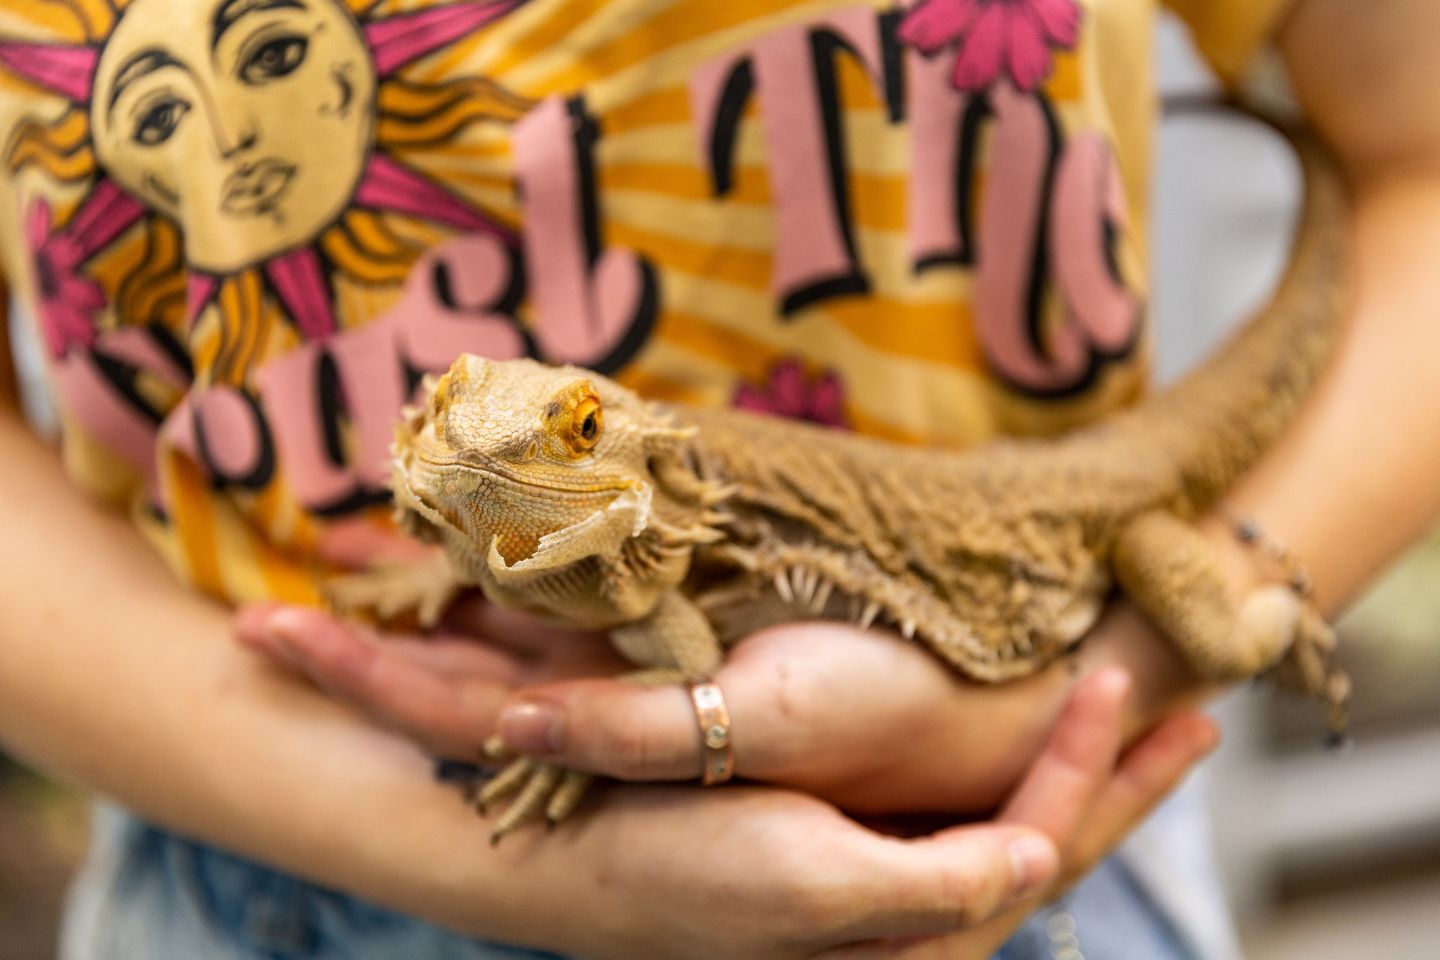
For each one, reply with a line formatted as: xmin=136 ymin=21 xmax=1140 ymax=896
xmin=499 ymin=702 xmax=565 ymax=754
xmin=1094 ymin=667 xmax=1133 ymax=701
xmin=263 ymin=607 xmax=310 ymax=645
xmin=1008 ymin=836 xmax=1058 ymax=899
xmin=259 ymin=608 xmax=319 ymax=665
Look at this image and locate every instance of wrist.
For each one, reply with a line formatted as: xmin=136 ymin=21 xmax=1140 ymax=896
xmin=1072 ymin=600 xmax=1214 ymax=739
xmin=1195 ymin=508 xmax=1266 ymax=597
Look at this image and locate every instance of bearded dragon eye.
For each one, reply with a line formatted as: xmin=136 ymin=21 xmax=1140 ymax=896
xmin=571 ymin=396 xmax=603 ymax=452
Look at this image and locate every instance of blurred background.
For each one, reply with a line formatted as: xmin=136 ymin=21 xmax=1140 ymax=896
xmin=0 ymin=11 xmax=1436 ymax=960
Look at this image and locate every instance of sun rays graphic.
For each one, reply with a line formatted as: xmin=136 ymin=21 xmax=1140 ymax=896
xmin=1 ymin=0 xmax=529 ymax=384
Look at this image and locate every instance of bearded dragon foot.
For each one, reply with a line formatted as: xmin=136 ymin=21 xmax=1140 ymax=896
xmin=475 ymin=738 xmax=594 ymax=843
xmin=1114 ymin=511 xmax=1353 ymax=733
xmin=473 ymin=660 xmax=700 ymax=843
xmin=325 ymin=551 xmax=461 ymax=628
xmin=1269 ymin=601 xmax=1352 ymax=742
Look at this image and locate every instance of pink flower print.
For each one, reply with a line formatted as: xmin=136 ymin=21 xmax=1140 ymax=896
xmin=733 ymin=358 xmax=850 ymax=429
xmin=26 ymin=197 xmax=105 ymax=360
xmin=899 ymin=0 xmax=1082 ymax=93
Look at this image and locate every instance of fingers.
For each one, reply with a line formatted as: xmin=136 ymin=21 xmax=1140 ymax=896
xmin=820 ymin=671 xmax=1137 ymax=956
xmin=832 ymin=674 xmax=1133 ymax=944
xmin=441 ymin=598 xmax=630 ymax=681
xmin=442 ymin=598 xmax=609 ymax=658
xmin=999 ymin=668 xmax=1132 ymax=843
xmin=494 ymin=679 xmax=706 ymax=780
xmin=492 ymin=622 xmax=931 ymax=783
xmin=368 ymin=634 xmax=528 ymax=681
xmin=235 ymin=605 xmax=515 ymax=759
xmin=1065 ymin=710 xmax=1220 ymax=878
xmin=839 ymin=823 xmax=1060 ymax=940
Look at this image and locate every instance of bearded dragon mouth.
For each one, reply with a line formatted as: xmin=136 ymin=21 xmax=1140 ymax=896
xmin=399 ymin=457 xmax=633 ymax=563
xmin=415 ymin=451 xmax=636 ymax=497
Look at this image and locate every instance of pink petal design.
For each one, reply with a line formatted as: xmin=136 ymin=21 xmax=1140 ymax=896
xmin=807 ymin=372 xmax=849 ymax=428
xmin=897 ymin=0 xmax=983 ymax=55
xmin=355 ymin=153 xmax=515 ymax=243
xmin=39 ymin=304 xmax=81 ymax=359
xmin=950 ymin=5 xmax=1008 ymax=92
xmin=731 ymin=382 xmax=773 ymax=415
xmin=731 ymin=359 xmax=851 ymax=428
xmin=365 ymin=0 xmax=524 ymax=77
xmin=64 ymin=272 xmax=106 ymax=310
xmin=1029 ymin=0 xmax=1081 ymax=48
xmin=1004 ymin=9 xmax=1054 ymax=92
xmin=36 ymin=281 xmax=104 ymax=360
xmin=0 ymin=41 xmax=99 ymax=103
xmin=25 ymin=194 xmax=108 ymax=360
xmin=898 ymin=0 xmax=1081 ymax=94
xmin=769 ymin=359 xmax=809 ymax=416
xmin=265 ymin=248 xmax=337 ymax=341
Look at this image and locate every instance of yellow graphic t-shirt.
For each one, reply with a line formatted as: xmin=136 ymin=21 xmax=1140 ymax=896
xmin=0 ymin=0 xmax=1288 ymax=605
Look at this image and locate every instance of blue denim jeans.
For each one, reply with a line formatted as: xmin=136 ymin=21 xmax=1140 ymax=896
xmin=61 ymin=805 xmax=1202 ymax=960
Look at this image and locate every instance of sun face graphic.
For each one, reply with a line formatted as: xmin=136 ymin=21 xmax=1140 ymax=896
xmin=2 ymin=0 xmax=528 ymax=374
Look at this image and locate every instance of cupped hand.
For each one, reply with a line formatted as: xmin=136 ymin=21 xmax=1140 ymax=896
xmin=229 ymin=605 xmax=1220 ymax=959
xmin=235 ymin=600 xmax=1200 ymax=813
xmin=493 ymin=603 xmax=1200 ymax=813
xmin=546 ymin=672 xmax=1215 ymax=960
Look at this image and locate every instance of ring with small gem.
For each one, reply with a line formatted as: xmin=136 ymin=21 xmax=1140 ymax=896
xmin=689 ymin=681 xmax=735 ymax=786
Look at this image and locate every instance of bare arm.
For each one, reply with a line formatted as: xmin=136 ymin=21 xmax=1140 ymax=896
xmin=1202 ymin=0 xmax=1440 ymax=612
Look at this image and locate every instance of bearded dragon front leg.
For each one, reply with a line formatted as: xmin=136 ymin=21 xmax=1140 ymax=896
xmin=480 ymin=592 xmax=723 ymax=841
xmin=608 ymin=590 xmax=724 ymax=679
xmin=1112 ymin=511 xmax=1351 ymax=734
xmin=325 ymin=549 xmax=463 ymax=629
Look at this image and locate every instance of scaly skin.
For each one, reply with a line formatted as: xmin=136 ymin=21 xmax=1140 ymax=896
xmin=330 ymin=128 xmax=1352 ymax=840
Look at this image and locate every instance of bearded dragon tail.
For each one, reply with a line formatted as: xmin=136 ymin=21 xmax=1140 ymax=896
xmin=1125 ymin=118 xmax=1351 ymax=514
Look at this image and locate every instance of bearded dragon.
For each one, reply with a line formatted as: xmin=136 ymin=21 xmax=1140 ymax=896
xmin=331 ymin=129 xmax=1351 ymax=841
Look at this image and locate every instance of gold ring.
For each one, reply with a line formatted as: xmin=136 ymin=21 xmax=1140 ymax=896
xmin=689 ymin=682 xmax=734 ymax=785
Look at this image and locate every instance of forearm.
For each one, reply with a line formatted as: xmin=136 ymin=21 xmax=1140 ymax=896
xmin=1197 ymin=176 xmax=1440 ymax=613
xmin=0 ymin=412 xmax=566 ymax=945
xmin=1208 ymin=0 xmax=1440 ymax=612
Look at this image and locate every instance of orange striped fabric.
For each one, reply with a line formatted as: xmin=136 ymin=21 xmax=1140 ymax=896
xmin=0 ymin=0 xmax=1286 ymax=604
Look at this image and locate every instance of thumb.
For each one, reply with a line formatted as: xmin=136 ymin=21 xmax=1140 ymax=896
xmin=496 ymin=677 xmax=736 ymax=781
xmin=840 ymin=823 xmax=1060 ymax=939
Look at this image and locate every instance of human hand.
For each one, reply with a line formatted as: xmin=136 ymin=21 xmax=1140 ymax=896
xmin=236 ymin=599 xmax=1201 ymax=812
xmin=490 ymin=603 xmax=1203 ymax=813
xmin=231 ymin=607 xmax=1218 ymax=960
xmin=234 ymin=597 xmax=626 ymax=760
xmin=510 ymin=669 xmax=1216 ymax=960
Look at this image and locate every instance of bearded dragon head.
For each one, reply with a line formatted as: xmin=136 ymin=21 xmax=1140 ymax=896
xmin=392 ymin=355 xmax=718 ymax=586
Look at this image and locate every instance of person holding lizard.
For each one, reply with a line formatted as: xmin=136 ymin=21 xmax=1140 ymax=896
xmin=0 ymin=0 xmax=1437 ymax=957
